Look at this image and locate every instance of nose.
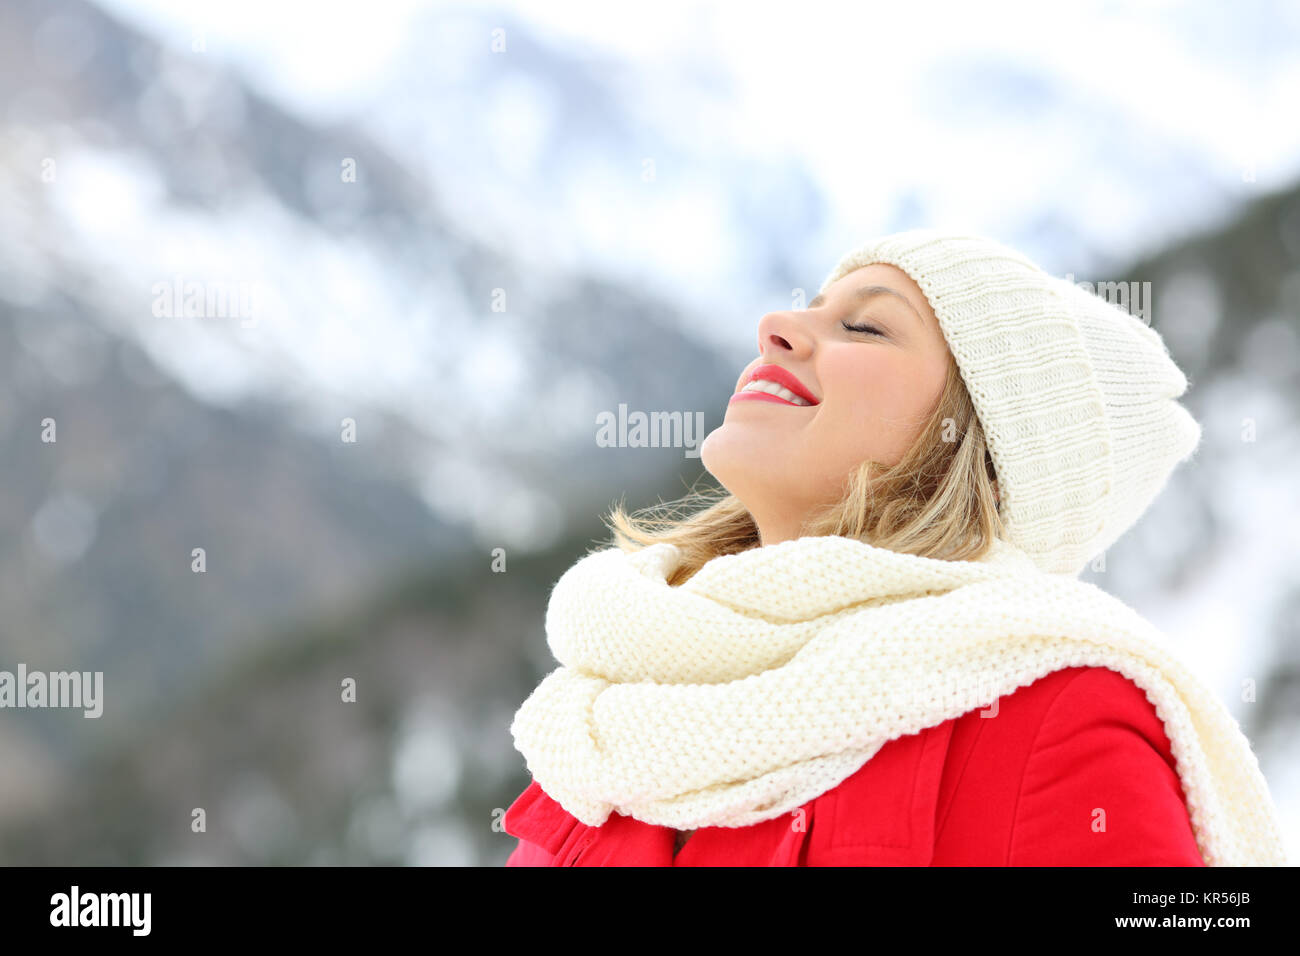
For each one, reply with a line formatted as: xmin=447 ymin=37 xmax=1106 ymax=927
xmin=756 ymin=310 xmax=813 ymax=359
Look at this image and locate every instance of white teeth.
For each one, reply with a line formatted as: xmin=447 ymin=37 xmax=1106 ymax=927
xmin=742 ymin=380 xmax=811 ymax=405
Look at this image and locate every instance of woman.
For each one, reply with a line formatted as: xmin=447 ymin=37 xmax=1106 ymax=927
xmin=502 ymin=229 xmax=1288 ymax=866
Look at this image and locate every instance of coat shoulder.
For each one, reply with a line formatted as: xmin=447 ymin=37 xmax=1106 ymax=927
xmin=1005 ymin=665 xmax=1203 ymax=865
xmin=931 ymin=664 xmax=1203 ymax=865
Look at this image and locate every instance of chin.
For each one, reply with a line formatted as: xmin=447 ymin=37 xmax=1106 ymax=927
xmin=700 ymin=431 xmax=740 ymax=485
xmin=699 ymin=431 xmax=761 ymax=498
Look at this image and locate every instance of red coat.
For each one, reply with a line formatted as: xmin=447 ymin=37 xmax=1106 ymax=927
xmin=503 ymin=665 xmax=1207 ymax=866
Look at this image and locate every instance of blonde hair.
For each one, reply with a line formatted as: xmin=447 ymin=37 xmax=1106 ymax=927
xmin=599 ymin=350 xmax=1006 ymax=587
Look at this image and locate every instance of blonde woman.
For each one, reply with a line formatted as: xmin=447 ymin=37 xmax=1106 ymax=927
xmin=503 ymin=229 xmax=1287 ymax=867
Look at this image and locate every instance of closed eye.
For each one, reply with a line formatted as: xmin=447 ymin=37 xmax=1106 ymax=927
xmin=841 ymin=320 xmax=885 ymax=337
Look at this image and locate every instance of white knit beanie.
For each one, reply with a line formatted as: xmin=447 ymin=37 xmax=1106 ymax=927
xmin=819 ymin=228 xmax=1203 ymax=577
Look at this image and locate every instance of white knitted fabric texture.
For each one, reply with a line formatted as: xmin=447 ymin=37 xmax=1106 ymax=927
xmin=510 ymin=535 xmax=1288 ymax=866
xmin=819 ymin=229 xmax=1202 ymax=578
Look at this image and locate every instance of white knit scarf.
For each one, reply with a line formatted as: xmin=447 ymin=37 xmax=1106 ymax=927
xmin=510 ymin=534 xmax=1288 ymax=866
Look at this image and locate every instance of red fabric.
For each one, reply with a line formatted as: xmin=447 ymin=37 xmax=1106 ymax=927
xmin=502 ymin=665 xmax=1207 ymax=866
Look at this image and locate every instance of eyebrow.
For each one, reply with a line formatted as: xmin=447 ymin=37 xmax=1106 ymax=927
xmin=807 ymin=285 xmax=924 ymax=325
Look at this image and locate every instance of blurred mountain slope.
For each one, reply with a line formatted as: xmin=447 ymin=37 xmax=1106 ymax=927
xmin=0 ymin=0 xmax=734 ymax=828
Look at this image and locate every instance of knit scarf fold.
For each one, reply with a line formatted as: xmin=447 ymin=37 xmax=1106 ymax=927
xmin=509 ymin=534 xmax=1288 ymax=866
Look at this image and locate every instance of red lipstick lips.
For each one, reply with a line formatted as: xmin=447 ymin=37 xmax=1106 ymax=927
xmin=729 ymin=364 xmax=820 ymax=407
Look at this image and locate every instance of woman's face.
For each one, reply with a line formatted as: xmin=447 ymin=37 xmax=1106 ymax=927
xmin=700 ymin=263 xmax=952 ymax=545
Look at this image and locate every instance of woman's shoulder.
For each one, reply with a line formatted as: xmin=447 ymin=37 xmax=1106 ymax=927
xmin=987 ymin=664 xmax=1159 ymax=710
xmin=940 ymin=664 xmax=1181 ymax=824
xmin=934 ymin=664 xmax=1202 ymax=865
xmin=1017 ymin=665 xmax=1167 ymax=726
xmin=963 ymin=665 xmax=1173 ymax=752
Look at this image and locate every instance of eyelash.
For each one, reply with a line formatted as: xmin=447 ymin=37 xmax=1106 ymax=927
xmin=841 ymin=320 xmax=885 ymax=337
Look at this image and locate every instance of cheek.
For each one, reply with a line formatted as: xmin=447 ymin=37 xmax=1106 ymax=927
xmin=812 ymin=348 xmax=936 ymax=470
xmin=821 ymin=348 xmax=916 ymax=419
